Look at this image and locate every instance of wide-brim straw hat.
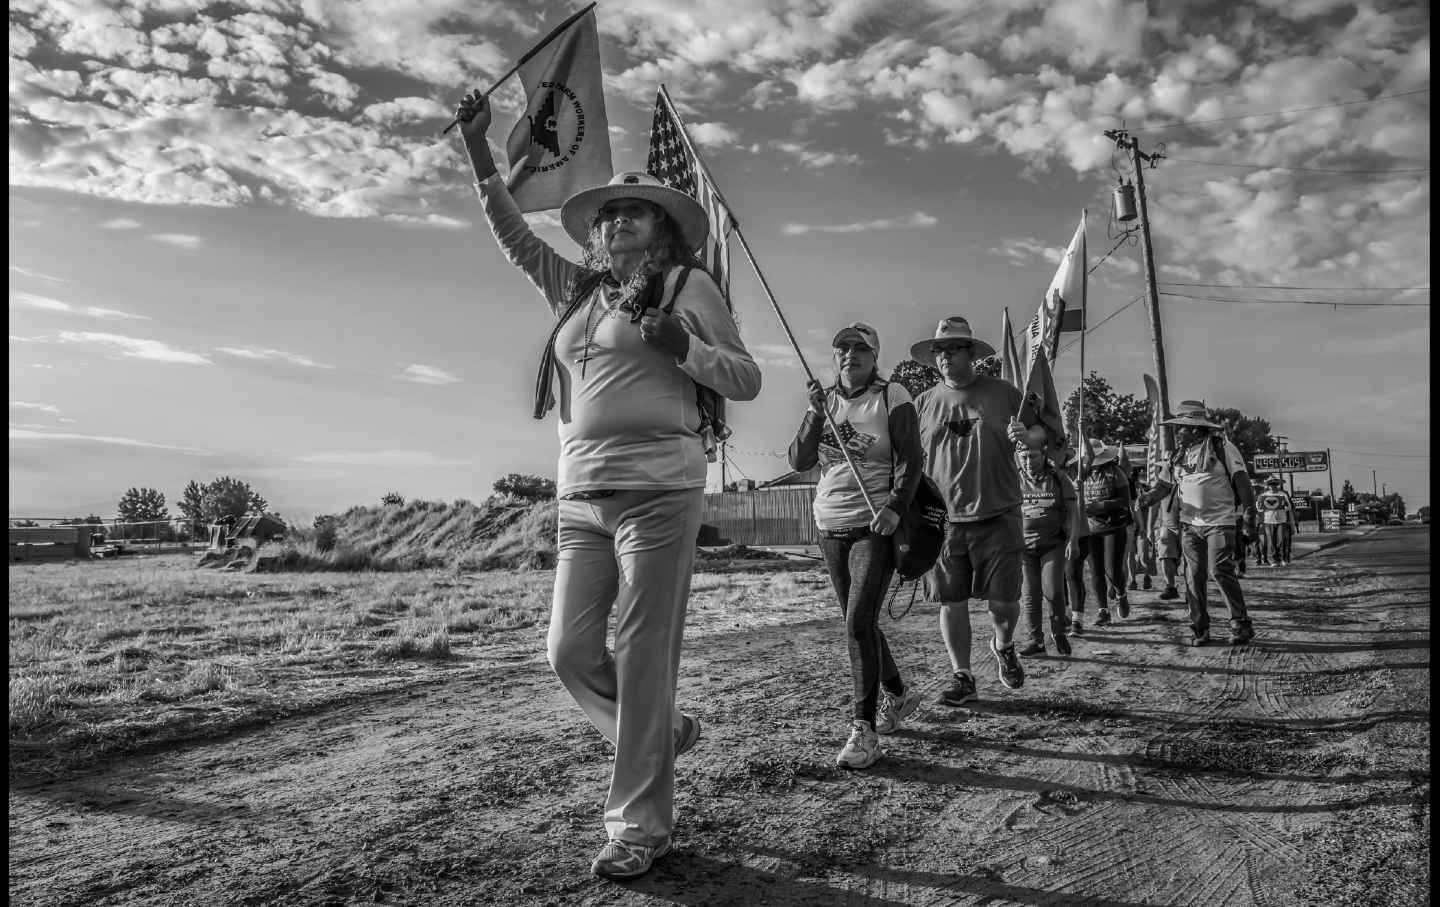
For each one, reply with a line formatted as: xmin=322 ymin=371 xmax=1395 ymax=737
xmin=1162 ymin=399 xmax=1221 ymax=430
xmin=908 ymin=316 xmax=997 ymax=363
xmin=560 ymin=170 xmax=709 ymax=251
xmin=1087 ymin=438 xmax=1119 ymax=467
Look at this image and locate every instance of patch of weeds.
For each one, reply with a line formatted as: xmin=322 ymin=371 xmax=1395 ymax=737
xmin=9 ymin=673 xmax=72 ymax=734
xmin=372 ymin=627 xmax=452 ymax=661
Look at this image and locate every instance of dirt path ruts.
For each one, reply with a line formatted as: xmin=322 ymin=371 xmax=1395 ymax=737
xmin=8 ymin=529 xmax=1429 ymax=906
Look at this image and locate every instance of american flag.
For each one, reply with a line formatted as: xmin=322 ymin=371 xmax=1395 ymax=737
xmin=646 ymin=88 xmax=734 ymax=306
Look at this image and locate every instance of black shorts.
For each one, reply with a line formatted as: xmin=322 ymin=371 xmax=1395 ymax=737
xmin=924 ymin=510 xmax=1024 ymax=602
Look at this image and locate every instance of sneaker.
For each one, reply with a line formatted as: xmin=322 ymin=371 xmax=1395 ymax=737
xmin=1158 ymin=586 xmax=1179 ymax=601
xmin=1190 ymin=634 xmax=1209 ymax=647
xmin=1095 ymin=608 xmax=1112 ymax=626
xmin=1053 ymin=634 xmax=1072 ymax=656
xmin=836 ymin=720 xmax=881 ymax=769
xmin=1228 ymin=626 xmax=1256 ymax=646
xmin=875 ymin=686 xmax=923 ymax=734
xmin=991 ymin=639 xmax=1025 ymax=690
xmin=937 ymin=671 xmax=978 ymax=707
xmin=1017 ymin=640 xmax=1046 ymax=657
xmin=675 ymin=713 xmax=701 ymax=757
xmin=1142 ymin=575 xmax=1153 ymax=590
xmin=1115 ymin=598 xmax=1131 ymax=619
xmin=1069 ymin=618 xmax=1085 ymax=637
xmin=592 ymin=837 xmax=671 ymax=880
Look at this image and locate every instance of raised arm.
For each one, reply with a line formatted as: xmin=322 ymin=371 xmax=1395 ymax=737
xmin=455 ymin=90 xmax=582 ymax=314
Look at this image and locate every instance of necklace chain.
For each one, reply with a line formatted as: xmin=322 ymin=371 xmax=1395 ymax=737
xmin=575 ymin=273 xmax=648 ymax=376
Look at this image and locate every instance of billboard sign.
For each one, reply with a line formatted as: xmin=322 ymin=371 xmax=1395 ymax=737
xmin=1252 ymin=450 xmax=1329 ymax=473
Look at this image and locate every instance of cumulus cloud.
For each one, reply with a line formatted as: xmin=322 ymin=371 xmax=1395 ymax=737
xmin=773 ymin=141 xmax=861 ymax=168
xmin=397 ymin=363 xmax=460 ymax=385
xmin=215 ymin=346 xmax=333 ymax=368
xmin=100 ymin=218 xmax=142 ymax=229
xmin=10 ymin=291 xmax=149 ymax=321
xmin=687 ymin=121 xmax=741 ymax=150
xmin=56 ymin=331 xmax=211 ymax=365
xmin=782 ymin=211 xmax=939 ymax=235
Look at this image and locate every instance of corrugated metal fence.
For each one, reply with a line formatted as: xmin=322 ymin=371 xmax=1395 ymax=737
xmin=701 ymin=486 xmax=819 ymax=546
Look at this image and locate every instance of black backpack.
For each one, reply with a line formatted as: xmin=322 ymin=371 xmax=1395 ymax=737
xmin=881 ymin=383 xmax=946 ymax=581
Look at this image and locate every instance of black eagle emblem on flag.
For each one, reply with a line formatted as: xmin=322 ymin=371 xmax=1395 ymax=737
xmin=528 ymin=90 xmax=561 ymax=158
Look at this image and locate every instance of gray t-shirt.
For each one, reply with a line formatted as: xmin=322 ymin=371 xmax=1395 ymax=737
xmin=915 ymin=376 xmax=1032 ymax=523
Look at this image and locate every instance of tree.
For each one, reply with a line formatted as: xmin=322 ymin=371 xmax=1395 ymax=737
xmin=1207 ymin=407 xmax=1276 ymax=464
xmin=176 ymin=476 xmax=269 ymax=525
xmin=1340 ymin=479 xmax=1358 ymax=506
xmin=381 ymin=492 xmax=405 ymax=507
xmin=973 ymin=355 xmax=1002 ymax=378
xmin=889 ymin=359 xmax=940 ymax=399
xmin=492 ymin=473 xmax=557 ymax=501
xmin=117 ymin=487 xmax=168 ymax=523
xmin=1062 ymin=372 xmax=1150 ymax=446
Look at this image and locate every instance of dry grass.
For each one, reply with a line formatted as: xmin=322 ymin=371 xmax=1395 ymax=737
xmin=8 ymin=546 xmax=822 ymax=776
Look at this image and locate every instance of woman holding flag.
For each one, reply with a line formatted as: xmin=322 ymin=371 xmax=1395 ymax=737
xmin=452 ymin=91 xmax=760 ymax=880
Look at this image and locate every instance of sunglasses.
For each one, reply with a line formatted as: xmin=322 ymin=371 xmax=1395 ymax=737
xmin=834 ymin=343 xmax=873 ymax=355
xmin=932 ymin=343 xmax=974 ymax=357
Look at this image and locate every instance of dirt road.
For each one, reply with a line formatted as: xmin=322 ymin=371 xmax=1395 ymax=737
xmin=9 ymin=527 xmax=1429 ymax=906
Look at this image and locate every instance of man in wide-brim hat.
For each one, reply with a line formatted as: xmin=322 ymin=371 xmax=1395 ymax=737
xmin=453 ymin=90 xmax=761 ymax=881
xmin=1139 ymin=399 xmax=1258 ymax=646
xmin=906 ymin=315 xmax=1042 ymax=707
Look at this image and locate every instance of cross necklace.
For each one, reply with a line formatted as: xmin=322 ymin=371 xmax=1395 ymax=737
xmin=574 ymin=285 xmax=628 ymax=377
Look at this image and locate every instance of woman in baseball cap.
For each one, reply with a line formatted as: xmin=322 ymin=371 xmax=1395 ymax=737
xmin=789 ymin=322 xmax=925 ymax=769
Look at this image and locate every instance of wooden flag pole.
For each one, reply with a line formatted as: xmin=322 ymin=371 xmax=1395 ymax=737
xmin=440 ymin=3 xmax=598 ymax=136
xmin=659 ymin=85 xmax=878 ymax=518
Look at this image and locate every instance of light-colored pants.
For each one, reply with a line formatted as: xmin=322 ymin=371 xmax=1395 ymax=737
xmin=547 ymin=487 xmax=704 ymax=847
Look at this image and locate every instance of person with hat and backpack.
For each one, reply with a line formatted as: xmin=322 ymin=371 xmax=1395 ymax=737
xmin=1257 ymin=477 xmax=1298 ymax=566
xmin=454 ymin=91 xmax=761 ymax=880
xmin=1076 ymin=439 xmax=1136 ymax=626
xmin=1137 ymin=400 xmax=1258 ymax=647
xmin=1015 ymin=440 xmax=1082 ymax=656
xmin=906 ymin=316 xmax=1041 ymax=706
xmin=789 ymin=322 xmax=925 ymax=769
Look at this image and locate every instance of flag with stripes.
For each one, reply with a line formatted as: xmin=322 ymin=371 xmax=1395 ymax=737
xmin=646 ymin=88 xmax=734 ymax=306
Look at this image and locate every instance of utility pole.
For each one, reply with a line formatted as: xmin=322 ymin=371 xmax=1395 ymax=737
xmin=1372 ymin=469 xmax=1378 ymax=497
xmin=720 ymin=439 xmax=729 ymax=492
xmin=1104 ymin=129 xmax=1170 ymax=429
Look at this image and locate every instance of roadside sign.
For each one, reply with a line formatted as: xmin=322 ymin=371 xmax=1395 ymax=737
xmin=1252 ymin=450 xmax=1329 ymax=472
xmin=1321 ymin=509 xmax=1342 ymax=529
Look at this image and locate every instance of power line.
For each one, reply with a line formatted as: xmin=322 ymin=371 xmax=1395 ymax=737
xmin=1124 ymin=87 xmax=1430 ymax=133
xmin=1159 ymin=291 xmax=1429 ymax=307
xmin=1326 ymin=448 xmax=1431 ymax=459
xmin=1165 ymin=155 xmax=1429 ymax=174
xmin=1161 ymin=282 xmax=1429 ymax=291
xmin=1088 ymin=234 xmax=1135 ymax=275
xmin=1058 ymin=294 xmax=1145 ymax=355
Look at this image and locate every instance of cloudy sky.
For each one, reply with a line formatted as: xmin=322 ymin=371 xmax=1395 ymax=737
xmin=9 ymin=0 xmax=1430 ymax=523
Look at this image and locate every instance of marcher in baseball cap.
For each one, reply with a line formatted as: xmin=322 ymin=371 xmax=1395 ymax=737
xmin=832 ymin=322 xmax=879 ymax=354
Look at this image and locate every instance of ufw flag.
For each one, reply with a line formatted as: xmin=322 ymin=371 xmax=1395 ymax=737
xmin=1142 ymin=372 xmax=1166 ymax=488
xmin=1027 ymin=211 xmax=1086 ymax=364
xmin=1021 ymin=334 xmax=1067 ymax=461
xmin=504 ymin=6 xmax=612 ymax=213
xmin=645 ymin=87 xmax=735 ymax=305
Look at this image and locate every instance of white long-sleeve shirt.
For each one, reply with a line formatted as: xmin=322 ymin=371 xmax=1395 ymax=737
xmin=477 ymin=174 xmax=761 ymax=495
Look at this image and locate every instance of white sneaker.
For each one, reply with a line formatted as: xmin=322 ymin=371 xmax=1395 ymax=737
xmin=836 ymin=720 xmax=881 ymax=769
xmin=875 ymin=687 xmax=923 ymax=734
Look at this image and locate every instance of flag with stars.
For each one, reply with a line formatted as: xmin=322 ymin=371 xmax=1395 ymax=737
xmin=646 ymin=87 xmax=734 ymax=306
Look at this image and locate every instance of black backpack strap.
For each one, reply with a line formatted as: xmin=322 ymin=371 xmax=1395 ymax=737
xmin=662 ymin=266 xmax=693 ymax=314
xmin=532 ymin=270 xmax=606 ymax=420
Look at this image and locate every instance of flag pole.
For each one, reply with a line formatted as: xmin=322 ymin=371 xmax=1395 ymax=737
xmin=658 ymin=85 xmax=879 ymax=518
xmin=439 ymin=3 xmax=598 ymax=136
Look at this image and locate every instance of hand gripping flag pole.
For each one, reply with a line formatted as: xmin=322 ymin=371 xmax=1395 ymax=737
xmin=654 ymin=85 xmax=879 ymax=518
xmin=439 ymin=3 xmax=598 ymax=136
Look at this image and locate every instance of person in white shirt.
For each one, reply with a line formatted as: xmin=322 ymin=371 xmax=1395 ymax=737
xmin=1256 ymin=477 xmax=1298 ymax=566
xmin=1137 ymin=400 xmax=1257 ymax=647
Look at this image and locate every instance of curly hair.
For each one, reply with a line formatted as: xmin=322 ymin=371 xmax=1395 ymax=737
xmin=580 ymin=202 xmax=706 ymax=278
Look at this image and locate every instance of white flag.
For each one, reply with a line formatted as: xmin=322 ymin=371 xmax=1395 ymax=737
xmin=1027 ymin=211 xmax=1087 ymax=363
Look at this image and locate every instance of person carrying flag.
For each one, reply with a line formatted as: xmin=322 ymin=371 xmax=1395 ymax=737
xmin=453 ymin=92 xmax=760 ymax=881
xmin=788 ymin=322 xmax=925 ymax=770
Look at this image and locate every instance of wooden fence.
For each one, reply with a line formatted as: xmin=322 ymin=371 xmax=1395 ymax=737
xmin=701 ymin=486 xmax=819 ymax=546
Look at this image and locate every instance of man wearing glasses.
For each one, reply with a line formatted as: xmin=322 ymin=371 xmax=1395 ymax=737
xmin=907 ymin=316 xmax=1042 ymax=706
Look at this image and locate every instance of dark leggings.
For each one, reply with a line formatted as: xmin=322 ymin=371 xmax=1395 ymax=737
xmin=818 ymin=527 xmax=904 ymax=723
xmin=1066 ymin=528 xmax=1128 ymax=614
